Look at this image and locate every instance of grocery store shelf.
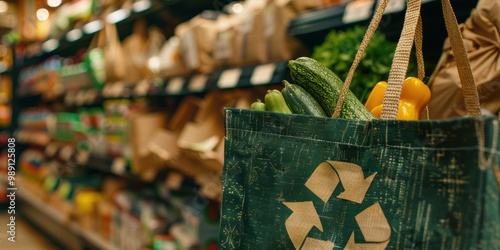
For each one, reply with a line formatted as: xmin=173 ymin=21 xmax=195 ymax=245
xmin=20 ymin=61 xmax=288 ymax=108
xmin=18 ymin=189 xmax=118 ymax=250
xmin=83 ymin=153 xmax=138 ymax=179
xmin=104 ymin=61 xmax=288 ymax=98
xmin=288 ymin=0 xmax=478 ymax=50
xmin=15 ymin=130 xmax=51 ymax=146
xmin=21 ymin=0 xmax=236 ymax=65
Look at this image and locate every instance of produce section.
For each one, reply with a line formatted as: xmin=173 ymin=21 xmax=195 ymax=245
xmin=1 ymin=0 xmax=497 ymax=250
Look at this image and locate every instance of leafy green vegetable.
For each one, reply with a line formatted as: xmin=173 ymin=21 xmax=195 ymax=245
xmin=312 ymin=26 xmax=416 ymax=103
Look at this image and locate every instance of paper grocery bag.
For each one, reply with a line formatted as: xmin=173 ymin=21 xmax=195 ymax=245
xmin=428 ymin=0 xmax=500 ymax=119
xmin=219 ymin=0 xmax=500 ymax=249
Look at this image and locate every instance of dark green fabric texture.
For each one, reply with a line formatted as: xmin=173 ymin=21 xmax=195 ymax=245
xmin=219 ymin=108 xmax=500 ymax=250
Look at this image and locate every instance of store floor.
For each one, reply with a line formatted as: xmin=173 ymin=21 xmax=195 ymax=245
xmin=0 ymin=210 xmax=60 ymax=250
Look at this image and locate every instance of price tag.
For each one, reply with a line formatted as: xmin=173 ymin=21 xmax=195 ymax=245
xmin=165 ymin=172 xmax=184 ymax=190
xmin=113 ymin=83 xmax=125 ymax=98
xmin=85 ymin=89 xmax=98 ymax=104
xmin=218 ymin=68 xmax=242 ymax=89
xmin=102 ymin=84 xmax=113 ymax=98
xmin=188 ymin=75 xmax=208 ymax=92
xmin=76 ymin=151 xmax=90 ymax=165
xmin=65 ymin=91 xmax=77 ymax=106
xmin=343 ymin=0 xmax=374 ymax=24
xmin=148 ymin=78 xmax=163 ymax=94
xmin=380 ymin=0 xmax=405 ymax=14
xmin=45 ymin=143 xmax=59 ymax=158
xmin=251 ymin=63 xmax=276 ymax=85
xmin=75 ymin=90 xmax=87 ymax=106
xmin=111 ymin=157 xmax=126 ymax=174
xmin=134 ymin=80 xmax=150 ymax=96
xmin=59 ymin=145 xmax=74 ymax=161
xmin=166 ymin=77 xmax=184 ymax=94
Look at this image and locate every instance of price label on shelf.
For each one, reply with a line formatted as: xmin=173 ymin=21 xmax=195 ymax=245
xmin=59 ymin=145 xmax=75 ymax=162
xmin=165 ymin=172 xmax=184 ymax=190
xmin=188 ymin=75 xmax=209 ymax=92
xmin=65 ymin=91 xmax=77 ymax=106
xmin=102 ymin=84 xmax=113 ymax=98
xmin=111 ymin=157 xmax=126 ymax=175
xmin=251 ymin=63 xmax=276 ymax=85
xmin=343 ymin=0 xmax=374 ymax=24
xmin=85 ymin=89 xmax=98 ymax=104
xmin=45 ymin=143 xmax=60 ymax=158
xmin=380 ymin=0 xmax=405 ymax=14
xmin=134 ymin=80 xmax=150 ymax=96
xmin=218 ymin=68 xmax=242 ymax=89
xmin=75 ymin=91 xmax=87 ymax=106
xmin=166 ymin=77 xmax=184 ymax=94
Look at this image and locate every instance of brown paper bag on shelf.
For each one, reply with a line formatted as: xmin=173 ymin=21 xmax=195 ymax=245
xmin=239 ymin=0 xmax=269 ymax=65
xmin=428 ymin=0 xmax=500 ymax=119
xmin=268 ymin=0 xmax=309 ymax=61
xmin=177 ymin=90 xmax=259 ymax=174
xmin=291 ymin=0 xmax=325 ymax=12
xmin=122 ymin=18 xmax=166 ymax=83
xmin=129 ymin=113 xmax=168 ymax=181
xmin=176 ymin=13 xmax=222 ymax=73
xmin=214 ymin=14 xmax=244 ymax=67
xmin=147 ymin=96 xmax=203 ymax=176
xmin=101 ymin=22 xmax=128 ymax=83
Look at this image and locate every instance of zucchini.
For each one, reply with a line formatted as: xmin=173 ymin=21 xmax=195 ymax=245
xmin=250 ymin=99 xmax=266 ymax=111
xmin=264 ymin=90 xmax=293 ymax=114
xmin=288 ymin=57 xmax=374 ymax=120
xmin=281 ymin=80 xmax=326 ymax=117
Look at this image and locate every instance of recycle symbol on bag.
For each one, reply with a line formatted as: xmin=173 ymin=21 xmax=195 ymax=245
xmin=282 ymin=161 xmax=391 ymax=250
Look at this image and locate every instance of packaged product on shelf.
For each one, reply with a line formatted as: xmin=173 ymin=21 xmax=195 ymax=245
xmin=59 ymin=62 xmax=95 ymax=92
xmin=53 ymin=113 xmax=86 ymax=145
xmin=103 ymin=100 xmax=132 ymax=158
xmin=175 ymin=11 xmax=222 ymax=73
xmin=291 ymin=0 xmax=326 ymax=12
xmin=75 ymin=189 xmax=103 ymax=229
xmin=213 ymin=14 xmax=244 ymax=67
xmin=153 ymin=235 xmax=180 ymax=250
xmin=122 ymin=19 xmax=166 ymax=82
xmin=130 ymin=112 xmax=168 ymax=181
xmin=151 ymin=36 xmax=188 ymax=78
xmin=96 ymin=200 xmax=114 ymax=240
xmin=239 ymin=0 xmax=269 ymax=64
xmin=267 ymin=0 xmax=309 ymax=62
xmin=148 ymin=96 xmax=209 ymax=178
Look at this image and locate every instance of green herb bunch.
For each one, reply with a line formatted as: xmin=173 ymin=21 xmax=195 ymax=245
xmin=312 ymin=26 xmax=416 ymax=103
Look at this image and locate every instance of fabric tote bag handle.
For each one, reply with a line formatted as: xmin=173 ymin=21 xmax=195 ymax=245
xmin=333 ymin=0 xmax=482 ymax=119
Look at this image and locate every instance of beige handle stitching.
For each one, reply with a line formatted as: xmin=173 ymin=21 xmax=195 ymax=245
xmin=333 ymin=0 xmax=389 ymax=118
xmin=381 ymin=0 xmax=421 ymax=119
xmin=440 ymin=0 xmax=481 ymax=117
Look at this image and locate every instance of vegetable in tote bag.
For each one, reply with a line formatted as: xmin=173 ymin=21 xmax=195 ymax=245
xmin=220 ymin=0 xmax=500 ymax=249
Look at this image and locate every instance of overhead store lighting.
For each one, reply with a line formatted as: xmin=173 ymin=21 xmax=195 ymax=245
xmin=0 ymin=1 xmax=8 ymax=14
xmin=83 ymin=20 xmax=103 ymax=34
xmin=66 ymin=29 xmax=82 ymax=42
xmin=133 ymin=0 xmax=151 ymax=12
xmin=106 ymin=9 xmax=130 ymax=24
xmin=47 ymin=0 xmax=62 ymax=8
xmin=36 ymin=8 xmax=50 ymax=21
xmin=42 ymin=39 xmax=59 ymax=52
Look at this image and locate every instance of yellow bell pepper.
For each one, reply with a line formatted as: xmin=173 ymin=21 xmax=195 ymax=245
xmin=365 ymin=77 xmax=431 ymax=120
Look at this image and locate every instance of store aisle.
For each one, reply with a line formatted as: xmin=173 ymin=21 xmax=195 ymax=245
xmin=0 ymin=211 xmax=59 ymax=250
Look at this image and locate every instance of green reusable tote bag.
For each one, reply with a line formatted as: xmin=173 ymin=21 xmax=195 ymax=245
xmin=219 ymin=0 xmax=500 ymax=249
